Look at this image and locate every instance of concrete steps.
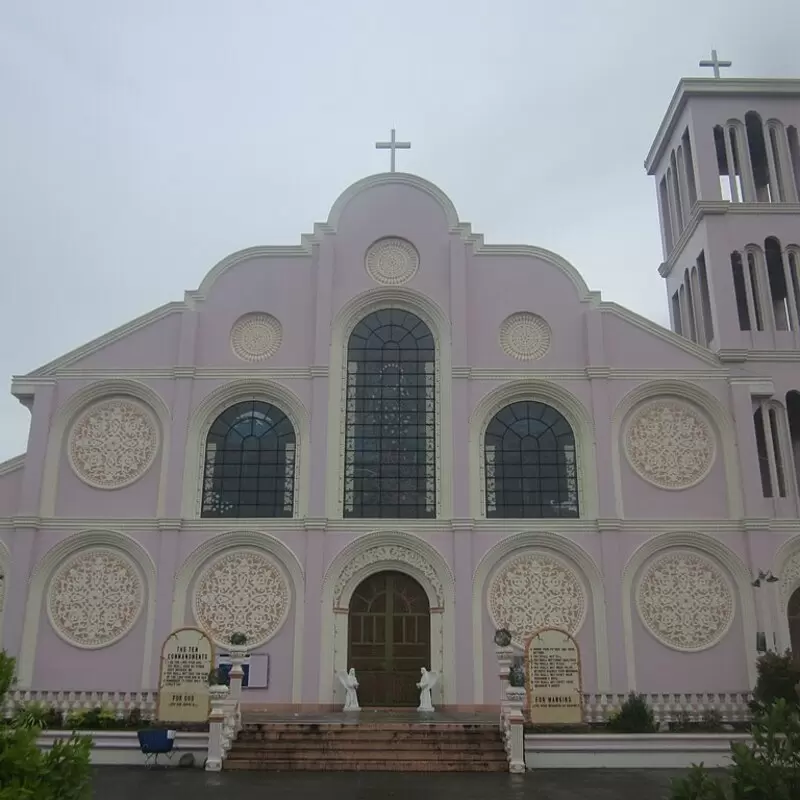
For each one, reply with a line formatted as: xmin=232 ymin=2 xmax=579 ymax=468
xmin=226 ymin=722 xmax=508 ymax=772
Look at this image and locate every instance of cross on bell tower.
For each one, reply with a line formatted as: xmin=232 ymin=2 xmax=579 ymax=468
xmin=698 ymin=49 xmax=732 ymax=79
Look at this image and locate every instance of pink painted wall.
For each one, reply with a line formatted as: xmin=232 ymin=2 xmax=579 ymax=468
xmin=0 ymin=465 xmax=22 ymax=517
xmin=1 ymin=165 xmax=799 ymax=706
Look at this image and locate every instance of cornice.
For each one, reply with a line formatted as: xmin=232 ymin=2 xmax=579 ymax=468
xmin=19 ymin=303 xmax=185 ymax=380
xmin=659 ymin=201 xmax=800 ymax=278
xmin=10 ymin=365 xmax=738 ymax=386
xmin=645 ymin=78 xmax=800 ymax=172
xmin=468 ymin=240 xmax=594 ymax=302
xmin=598 ymin=302 xmax=721 ymax=366
xmin=0 ymin=454 xmax=24 ymax=477
xmin=719 ymin=349 xmax=800 ymax=362
xmin=12 ymin=366 xmax=329 ymax=383
xmin=3 ymin=516 xmax=798 ymax=533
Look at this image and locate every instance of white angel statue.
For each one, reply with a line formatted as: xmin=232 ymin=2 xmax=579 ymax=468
xmin=416 ymin=667 xmax=440 ymax=712
xmin=337 ymin=668 xmax=360 ymax=711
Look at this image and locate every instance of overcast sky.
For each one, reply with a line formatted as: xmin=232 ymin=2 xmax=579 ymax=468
xmin=1 ymin=1 xmax=799 ymax=462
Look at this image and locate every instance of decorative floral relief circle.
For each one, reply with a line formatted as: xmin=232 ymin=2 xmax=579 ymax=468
xmin=193 ymin=550 xmax=290 ymax=647
xmin=499 ymin=312 xmax=552 ymax=360
xmin=780 ymin=551 xmax=800 ymax=601
xmin=230 ymin=313 xmax=283 ymax=361
xmin=47 ymin=549 xmax=144 ymax=649
xmin=636 ymin=550 xmax=734 ymax=652
xmin=488 ymin=551 xmax=586 ymax=646
xmin=332 ymin=544 xmax=443 ymax=607
xmin=365 ymin=237 xmax=420 ymax=285
xmin=624 ymin=399 xmax=715 ymax=490
xmin=68 ymin=398 xmax=159 ymax=489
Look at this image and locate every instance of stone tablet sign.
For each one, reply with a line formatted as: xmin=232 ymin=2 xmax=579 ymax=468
xmin=524 ymin=627 xmax=582 ymax=725
xmin=156 ymin=627 xmax=214 ymax=723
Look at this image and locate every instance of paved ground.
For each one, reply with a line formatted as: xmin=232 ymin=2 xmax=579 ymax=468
xmin=91 ymin=766 xmax=687 ymax=799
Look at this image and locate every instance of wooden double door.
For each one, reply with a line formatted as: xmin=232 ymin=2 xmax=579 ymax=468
xmin=347 ymin=571 xmax=431 ymax=707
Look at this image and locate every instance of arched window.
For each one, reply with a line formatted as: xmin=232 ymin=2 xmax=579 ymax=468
xmin=201 ymin=400 xmax=296 ymax=517
xmin=485 ymin=401 xmax=579 ymax=518
xmin=788 ymin=587 xmax=800 ymax=664
xmin=343 ymin=309 xmax=436 ymax=518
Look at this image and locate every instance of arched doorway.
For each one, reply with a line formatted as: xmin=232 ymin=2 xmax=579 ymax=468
xmin=347 ymin=571 xmax=431 ymax=706
xmin=789 ymin=587 xmax=800 ymax=664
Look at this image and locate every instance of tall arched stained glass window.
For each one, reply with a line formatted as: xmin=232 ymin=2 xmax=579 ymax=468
xmin=344 ymin=309 xmax=436 ymax=518
xmin=484 ymin=401 xmax=578 ymax=518
xmin=201 ymin=400 xmax=296 ymax=517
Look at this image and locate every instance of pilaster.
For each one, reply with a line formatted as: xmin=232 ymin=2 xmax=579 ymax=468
xmin=19 ymin=382 xmax=56 ymax=517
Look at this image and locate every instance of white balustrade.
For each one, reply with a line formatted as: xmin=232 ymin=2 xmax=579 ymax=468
xmin=3 ymin=689 xmax=159 ymax=720
xmin=579 ymin=692 xmax=753 ymax=725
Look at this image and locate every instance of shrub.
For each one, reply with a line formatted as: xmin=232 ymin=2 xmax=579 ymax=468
xmin=698 ymin=709 xmax=723 ymax=732
xmin=750 ymin=651 xmax=800 ymax=714
xmin=606 ymin=692 xmax=657 ymax=733
xmin=208 ymin=668 xmax=230 ymax=687
xmin=671 ymin=709 xmax=725 ymax=733
xmin=13 ymin=702 xmax=62 ymax=731
xmin=0 ymin=651 xmax=92 ymax=800
xmin=670 ymin=699 xmax=800 ymax=800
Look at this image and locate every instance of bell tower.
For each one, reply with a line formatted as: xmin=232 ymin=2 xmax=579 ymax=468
xmin=645 ymin=53 xmax=800 ymax=356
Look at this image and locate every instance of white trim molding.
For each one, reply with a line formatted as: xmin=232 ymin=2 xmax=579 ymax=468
xmin=17 ymin=529 xmax=158 ymax=688
xmin=325 ymin=287 xmax=453 ymax=519
xmin=468 ymin=380 xmax=598 ymax=520
xmin=773 ymin=535 xmax=800 ymax=651
xmin=0 ymin=538 xmax=9 ymax=647
xmin=318 ymin=530 xmax=456 ymax=706
xmin=171 ymin=530 xmax=305 ymax=703
xmin=39 ymin=380 xmax=172 ymax=518
xmin=471 ymin=531 xmax=610 ymax=702
xmin=180 ymin=379 xmax=311 ymax=519
xmin=610 ymin=380 xmax=743 ymax=519
xmin=620 ymin=531 xmax=758 ymax=690
xmin=0 ymin=455 xmax=25 ymax=477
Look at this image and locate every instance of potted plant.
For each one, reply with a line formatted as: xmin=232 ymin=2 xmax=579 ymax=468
xmin=228 ymin=632 xmax=249 ymax=660
xmin=508 ymin=663 xmax=526 ymax=688
xmin=208 ymin=668 xmax=230 ymax=688
xmin=493 ymin=628 xmax=512 ymax=648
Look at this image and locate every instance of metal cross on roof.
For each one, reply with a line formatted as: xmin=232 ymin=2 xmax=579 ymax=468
xmin=375 ymin=128 xmax=411 ymax=172
xmin=699 ymin=49 xmax=732 ymax=79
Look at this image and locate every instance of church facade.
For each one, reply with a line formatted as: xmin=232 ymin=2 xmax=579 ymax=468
xmin=1 ymin=75 xmax=800 ymax=710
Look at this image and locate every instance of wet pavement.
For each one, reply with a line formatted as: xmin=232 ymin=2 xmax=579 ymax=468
xmin=91 ymin=766 xmax=687 ymax=799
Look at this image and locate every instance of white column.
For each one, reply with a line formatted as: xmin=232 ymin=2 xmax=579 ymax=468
xmin=764 ymin=125 xmax=783 ymax=202
xmin=228 ymin=648 xmax=246 ymax=735
xmin=761 ymin=400 xmax=781 ymax=498
xmin=507 ymin=704 xmax=526 ymax=774
xmin=676 ymin=146 xmax=690 ymax=222
xmin=780 ymin=246 xmax=800 ymax=332
xmin=730 ymin=123 xmax=756 ymax=201
xmin=742 ymin=250 xmax=762 ymax=331
xmin=690 ymin=267 xmax=706 ymax=346
xmin=205 ymin=688 xmax=229 ymax=772
xmin=776 ymin=127 xmax=799 ymax=202
xmin=496 ymin=645 xmax=513 ymax=715
xmin=679 ymin=284 xmax=691 ymax=340
xmin=723 ymin=127 xmax=740 ymax=201
xmin=665 ymin=166 xmax=681 ymax=241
